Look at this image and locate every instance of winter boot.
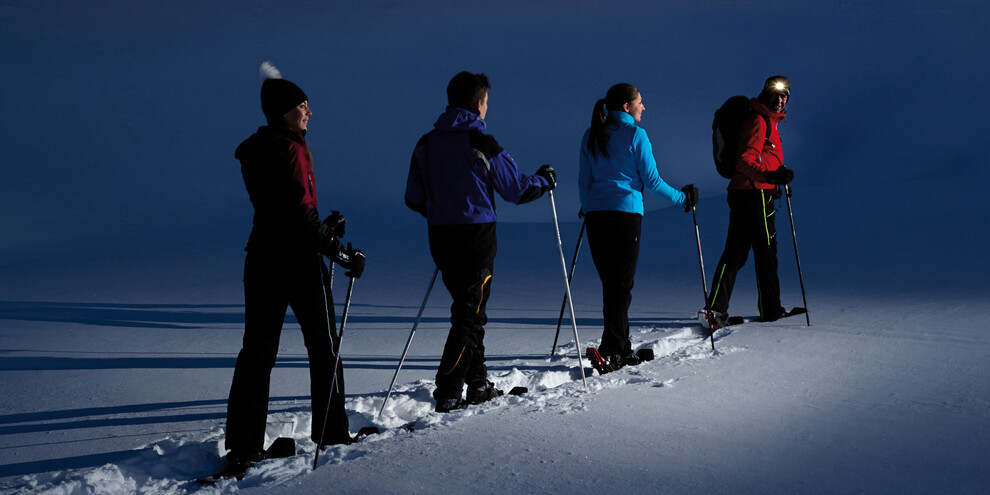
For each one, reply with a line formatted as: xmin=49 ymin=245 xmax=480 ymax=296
xmin=466 ymin=380 xmax=504 ymax=405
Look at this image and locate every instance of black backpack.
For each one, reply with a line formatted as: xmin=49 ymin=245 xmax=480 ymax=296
xmin=712 ymin=96 xmax=771 ymax=179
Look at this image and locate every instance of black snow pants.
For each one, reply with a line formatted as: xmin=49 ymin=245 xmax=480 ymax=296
xmin=225 ymin=252 xmax=349 ymax=456
xmin=428 ymin=222 xmax=497 ymax=402
xmin=585 ymin=210 xmax=642 ymax=358
xmin=708 ymin=189 xmax=784 ymax=320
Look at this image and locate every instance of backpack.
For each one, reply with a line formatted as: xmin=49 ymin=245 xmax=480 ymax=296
xmin=712 ymin=95 xmax=771 ymax=179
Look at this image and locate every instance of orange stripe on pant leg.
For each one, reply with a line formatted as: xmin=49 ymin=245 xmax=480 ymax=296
xmin=476 ymin=274 xmax=492 ymax=314
xmin=442 ymin=346 xmax=467 ymax=376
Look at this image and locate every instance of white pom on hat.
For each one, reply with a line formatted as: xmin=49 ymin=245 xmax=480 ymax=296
xmin=259 ymin=61 xmax=282 ymax=80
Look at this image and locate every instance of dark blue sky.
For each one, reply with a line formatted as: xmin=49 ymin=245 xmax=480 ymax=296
xmin=1 ymin=0 xmax=986 ymax=265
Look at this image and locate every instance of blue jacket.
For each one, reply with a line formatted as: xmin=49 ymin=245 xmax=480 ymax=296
xmin=578 ymin=111 xmax=685 ymax=215
xmin=406 ymin=107 xmax=550 ymax=225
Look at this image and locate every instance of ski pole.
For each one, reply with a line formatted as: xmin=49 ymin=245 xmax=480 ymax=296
xmin=689 ymin=200 xmax=716 ymax=350
xmin=783 ymin=185 xmax=810 ymax=326
xmin=328 ymin=211 xmax=340 ymax=291
xmin=548 ymin=191 xmax=588 ymax=388
xmin=377 ymin=266 xmax=439 ymax=418
xmin=313 ymin=275 xmax=355 ymax=470
xmin=550 ymin=219 xmax=586 ymax=356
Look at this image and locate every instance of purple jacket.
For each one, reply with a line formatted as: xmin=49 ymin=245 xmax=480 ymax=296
xmin=405 ymin=107 xmax=550 ymax=225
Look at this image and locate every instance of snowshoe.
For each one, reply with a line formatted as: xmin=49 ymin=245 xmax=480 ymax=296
xmin=586 ymin=347 xmax=618 ymax=375
xmin=726 ymin=315 xmax=749 ymax=325
xmin=635 ymin=348 xmax=655 ymax=362
xmin=760 ymin=306 xmax=807 ymax=322
xmin=264 ymin=437 xmax=295 ymax=458
xmin=196 ymin=437 xmax=297 ymax=484
xmin=697 ymin=309 xmax=728 ymax=331
xmin=196 ymin=450 xmax=266 ymax=484
xmin=355 ymin=426 xmax=381 ymax=439
xmin=721 ymin=307 xmax=807 ymax=325
xmin=435 ymin=397 xmax=467 ymax=413
xmin=617 ymin=352 xmax=640 ymax=367
xmin=318 ymin=431 xmax=355 ymax=448
xmin=466 ymin=380 xmax=504 ymax=405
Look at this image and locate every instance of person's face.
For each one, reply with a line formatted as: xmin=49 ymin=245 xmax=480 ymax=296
xmin=765 ymin=92 xmax=788 ymax=113
xmin=623 ymin=93 xmax=645 ymax=122
xmin=476 ymin=91 xmax=489 ymax=120
xmin=284 ymin=101 xmax=312 ymax=132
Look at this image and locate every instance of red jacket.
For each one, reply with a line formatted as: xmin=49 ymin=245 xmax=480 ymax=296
xmin=236 ymin=126 xmax=339 ymax=256
xmin=728 ymin=98 xmax=785 ymax=190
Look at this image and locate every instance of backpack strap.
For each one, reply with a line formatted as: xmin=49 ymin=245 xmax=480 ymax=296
xmin=761 ymin=114 xmax=772 ymax=149
xmin=759 ymin=114 xmax=782 ymax=196
xmin=745 ymin=114 xmax=774 ymax=190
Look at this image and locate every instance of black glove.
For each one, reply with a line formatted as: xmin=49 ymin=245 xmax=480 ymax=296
xmin=322 ymin=211 xmax=346 ymax=238
xmin=333 ymin=243 xmax=365 ymax=279
xmin=765 ymin=166 xmax=794 ymax=185
xmin=681 ymin=184 xmax=698 ymax=212
xmin=344 ymin=249 xmax=365 ymax=279
xmin=535 ymin=164 xmax=556 ymax=191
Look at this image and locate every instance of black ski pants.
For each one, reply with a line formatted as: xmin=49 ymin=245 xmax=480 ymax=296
xmin=585 ymin=211 xmax=642 ymax=358
xmin=225 ymin=252 xmax=349 ymax=456
xmin=708 ymin=189 xmax=783 ymax=320
xmin=428 ymin=222 xmax=497 ymax=402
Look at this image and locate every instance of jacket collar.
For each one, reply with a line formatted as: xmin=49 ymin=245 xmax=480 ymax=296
xmin=255 ymin=125 xmax=306 ymax=144
xmin=608 ymin=110 xmax=636 ymax=125
xmin=434 ymin=106 xmax=487 ymax=133
xmin=750 ymin=98 xmax=786 ymax=121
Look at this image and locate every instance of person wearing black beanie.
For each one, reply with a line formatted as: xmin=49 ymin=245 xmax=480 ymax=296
xmin=259 ymin=65 xmax=309 ymax=126
xmin=216 ymin=62 xmax=366 ymax=479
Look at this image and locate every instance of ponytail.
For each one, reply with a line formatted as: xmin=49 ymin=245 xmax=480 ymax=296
xmin=586 ymin=83 xmax=640 ymax=158
xmin=587 ymin=98 xmax=608 ymax=157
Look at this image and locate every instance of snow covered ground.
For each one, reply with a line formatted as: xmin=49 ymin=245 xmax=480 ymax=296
xmin=1 ymin=1 xmax=988 ymax=494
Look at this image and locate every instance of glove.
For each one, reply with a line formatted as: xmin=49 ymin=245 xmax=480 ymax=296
xmin=344 ymin=249 xmax=365 ymax=279
xmin=535 ymin=164 xmax=556 ymax=190
xmin=765 ymin=166 xmax=794 ymax=185
xmin=333 ymin=242 xmax=365 ymax=279
xmin=680 ymin=184 xmax=698 ymax=212
xmin=322 ymin=211 xmax=346 ymax=238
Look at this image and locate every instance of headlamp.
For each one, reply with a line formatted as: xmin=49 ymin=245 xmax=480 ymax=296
xmin=763 ymin=75 xmax=791 ymax=96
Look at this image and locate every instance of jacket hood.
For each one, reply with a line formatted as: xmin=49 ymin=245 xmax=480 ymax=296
xmin=750 ymin=98 xmax=786 ymax=121
xmin=433 ymin=106 xmax=487 ymax=133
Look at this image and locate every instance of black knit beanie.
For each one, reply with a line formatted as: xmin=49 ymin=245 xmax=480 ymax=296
xmin=259 ymin=62 xmax=308 ymax=124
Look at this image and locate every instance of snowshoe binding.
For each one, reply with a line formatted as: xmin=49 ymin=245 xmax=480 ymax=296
xmin=587 ymin=347 xmax=624 ymax=375
xmin=697 ymin=309 xmax=729 ymax=332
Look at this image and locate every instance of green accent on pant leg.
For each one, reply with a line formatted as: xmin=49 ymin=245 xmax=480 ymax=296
xmin=710 ymin=264 xmax=727 ymax=307
xmin=761 ymin=190 xmax=771 ymax=246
